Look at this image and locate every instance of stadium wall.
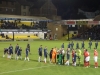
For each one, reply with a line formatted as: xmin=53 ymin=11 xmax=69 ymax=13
xmin=1 ymin=32 xmax=45 ymax=39
xmin=47 ymin=23 xmax=67 ymax=39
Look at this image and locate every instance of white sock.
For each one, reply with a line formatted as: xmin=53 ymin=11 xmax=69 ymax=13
xmin=44 ymin=58 xmax=46 ymax=63
xmin=38 ymin=57 xmax=40 ymax=62
xmin=17 ymin=56 xmax=19 ymax=60
xmin=8 ymin=55 xmax=11 ymax=59
xmin=9 ymin=55 xmax=11 ymax=59
xmin=65 ymin=61 xmax=68 ymax=65
xmin=3 ymin=55 xmax=5 ymax=57
xmin=74 ymin=62 xmax=76 ymax=66
xmin=68 ymin=61 xmax=69 ymax=65
xmin=27 ymin=57 xmax=29 ymax=61
xmin=25 ymin=57 xmax=26 ymax=61
xmin=7 ymin=55 xmax=9 ymax=58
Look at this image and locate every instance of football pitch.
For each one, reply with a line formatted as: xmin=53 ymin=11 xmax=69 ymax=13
xmin=0 ymin=40 xmax=100 ymax=75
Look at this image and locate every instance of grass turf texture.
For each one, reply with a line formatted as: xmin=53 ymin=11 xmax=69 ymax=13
xmin=0 ymin=40 xmax=100 ymax=75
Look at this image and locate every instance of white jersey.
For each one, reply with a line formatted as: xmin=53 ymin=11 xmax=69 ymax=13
xmin=62 ymin=50 xmax=65 ymax=55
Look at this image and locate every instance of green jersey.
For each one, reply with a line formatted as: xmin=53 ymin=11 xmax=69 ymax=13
xmin=77 ymin=50 xmax=82 ymax=56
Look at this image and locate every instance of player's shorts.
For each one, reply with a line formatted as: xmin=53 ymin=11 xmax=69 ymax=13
xmin=9 ymin=51 xmax=13 ymax=55
xmin=44 ymin=54 xmax=47 ymax=58
xmin=68 ymin=48 xmax=70 ymax=50
xmin=94 ymin=56 xmax=98 ymax=62
xmin=85 ymin=56 xmax=90 ymax=62
xmin=39 ymin=52 xmax=42 ymax=56
xmin=17 ymin=53 xmax=21 ymax=56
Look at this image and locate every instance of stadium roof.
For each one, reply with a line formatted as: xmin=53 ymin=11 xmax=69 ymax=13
xmin=63 ymin=19 xmax=93 ymax=21
xmin=94 ymin=15 xmax=100 ymax=21
xmin=0 ymin=14 xmax=51 ymax=21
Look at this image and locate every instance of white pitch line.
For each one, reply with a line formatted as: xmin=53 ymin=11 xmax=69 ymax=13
xmin=0 ymin=65 xmax=55 ymax=75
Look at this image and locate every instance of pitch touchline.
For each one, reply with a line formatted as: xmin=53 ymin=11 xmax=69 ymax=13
xmin=0 ymin=65 xmax=56 ymax=75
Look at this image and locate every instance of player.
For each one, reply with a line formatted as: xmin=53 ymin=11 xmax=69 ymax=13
xmin=61 ymin=43 xmax=64 ymax=48
xmin=8 ymin=44 xmax=13 ymax=59
xmin=73 ymin=51 xmax=77 ymax=66
xmin=17 ymin=47 xmax=22 ymax=60
xmin=88 ymin=41 xmax=92 ymax=50
xmin=94 ymin=49 xmax=98 ymax=68
xmin=72 ymin=49 xmax=75 ymax=65
xmin=84 ymin=49 xmax=90 ymax=68
xmin=27 ymin=43 xmax=30 ymax=54
xmin=52 ymin=48 xmax=57 ymax=64
xmin=68 ymin=42 xmax=71 ymax=50
xmin=24 ymin=47 xmax=29 ymax=61
xmin=76 ymin=42 xmax=79 ymax=49
xmin=49 ymin=48 xmax=53 ymax=63
xmin=81 ymin=41 xmax=85 ymax=49
xmin=61 ymin=48 xmax=65 ymax=65
xmin=65 ymin=48 xmax=70 ymax=66
xmin=15 ymin=44 xmax=19 ymax=60
xmin=3 ymin=48 xmax=8 ymax=57
xmin=54 ymin=47 xmax=57 ymax=63
xmin=58 ymin=50 xmax=62 ymax=65
xmin=71 ymin=41 xmax=74 ymax=50
xmin=38 ymin=45 xmax=42 ymax=62
xmin=95 ymin=41 xmax=98 ymax=49
xmin=77 ymin=49 xmax=82 ymax=66
xmin=44 ymin=46 xmax=48 ymax=63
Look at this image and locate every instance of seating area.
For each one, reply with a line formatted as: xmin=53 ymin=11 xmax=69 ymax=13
xmin=8 ymin=35 xmax=39 ymax=40
xmin=0 ymin=20 xmax=47 ymax=29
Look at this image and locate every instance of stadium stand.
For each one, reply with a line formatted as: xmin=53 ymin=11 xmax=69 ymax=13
xmin=0 ymin=20 xmax=47 ymax=29
xmin=72 ymin=25 xmax=100 ymax=40
xmin=0 ymin=21 xmax=48 ymax=41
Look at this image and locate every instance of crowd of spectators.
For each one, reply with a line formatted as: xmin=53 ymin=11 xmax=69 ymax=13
xmin=74 ymin=25 xmax=100 ymax=40
xmin=87 ymin=25 xmax=100 ymax=40
xmin=0 ymin=21 xmax=47 ymax=29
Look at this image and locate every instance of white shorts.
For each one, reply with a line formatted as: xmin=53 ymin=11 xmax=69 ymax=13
xmin=85 ymin=56 xmax=90 ymax=62
xmin=94 ymin=56 xmax=98 ymax=62
xmin=68 ymin=48 xmax=70 ymax=50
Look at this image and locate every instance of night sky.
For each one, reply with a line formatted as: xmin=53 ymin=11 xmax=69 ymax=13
xmin=28 ymin=0 xmax=100 ymax=19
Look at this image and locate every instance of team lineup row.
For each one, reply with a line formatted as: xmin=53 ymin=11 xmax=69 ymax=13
xmin=3 ymin=43 xmax=98 ymax=68
xmin=38 ymin=44 xmax=98 ymax=68
xmin=3 ymin=44 xmax=30 ymax=61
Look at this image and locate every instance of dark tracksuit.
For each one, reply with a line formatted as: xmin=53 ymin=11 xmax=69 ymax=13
xmin=88 ymin=41 xmax=92 ymax=49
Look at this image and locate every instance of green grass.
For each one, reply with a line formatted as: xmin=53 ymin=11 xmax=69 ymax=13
xmin=0 ymin=40 xmax=100 ymax=75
